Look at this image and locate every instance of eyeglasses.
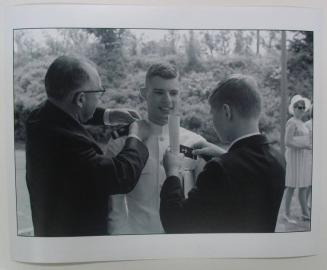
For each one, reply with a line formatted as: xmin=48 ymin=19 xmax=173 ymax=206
xmin=74 ymin=88 xmax=106 ymax=99
xmin=295 ymin=106 xmax=305 ymax=110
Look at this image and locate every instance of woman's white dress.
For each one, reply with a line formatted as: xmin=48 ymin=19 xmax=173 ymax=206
xmin=285 ymin=117 xmax=311 ymax=187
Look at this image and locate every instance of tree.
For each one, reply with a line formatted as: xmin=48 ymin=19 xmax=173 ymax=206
xmin=121 ymin=30 xmax=140 ymax=56
xmin=287 ymin=31 xmax=313 ymax=99
xmin=244 ymin=31 xmax=255 ymax=55
xmin=233 ymin=30 xmax=245 ymax=55
xmin=203 ymin=31 xmax=215 ymax=57
xmin=184 ymin=30 xmax=202 ymax=72
xmin=261 ymin=31 xmax=280 ymax=54
xmin=233 ymin=30 xmax=255 ymax=56
xmin=166 ymin=30 xmax=179 ymax=55
xmin=44 ymin=29 xmax=94 ymax=57
xmin=141 ymin=40 xmax=160 ymax=55
xmin=256 ymin=30 xmax=260 ymax=55
xmin=217 ymin=30 xmax=232 ymax=55
xmin=86 ymin=28 xmax=124 ymax=51
xmin=14 ymin=30 xmax=45 ymax=68
xmin=86 ymin=29 xmax=127 ymax=88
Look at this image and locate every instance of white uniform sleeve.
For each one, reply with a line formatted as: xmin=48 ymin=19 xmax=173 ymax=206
xmin=106 ymin=137 xmax=129 ymax=234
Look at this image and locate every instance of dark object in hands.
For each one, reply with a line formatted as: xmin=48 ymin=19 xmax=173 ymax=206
xmin=180 ymin=144 xmax=197 ymax=160
xmin=111 ymin=124 xmax=130 ymax=139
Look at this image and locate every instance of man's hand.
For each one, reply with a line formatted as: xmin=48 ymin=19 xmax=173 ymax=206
xmin=108 ymin=109 xmax=141 ymax=126
xmin=129 ymin=119 xmax=151 ymax=142
xmin=191 ymin=141 xmax=226 ymax=159
xmin=163 ymin=149 xmax=183 ymax=177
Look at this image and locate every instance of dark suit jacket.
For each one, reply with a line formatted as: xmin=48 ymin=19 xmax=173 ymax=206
xmin=160 ymin=135 xmax=285 ymax=233
xmin=26 ymin=101 xmax=149 ymax=236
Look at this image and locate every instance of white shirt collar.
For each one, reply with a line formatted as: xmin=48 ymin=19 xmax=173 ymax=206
xmin=147 ymin=118 xmax=169 ymax=136
xmin=227 ymin=132 xmax=261 ymax=151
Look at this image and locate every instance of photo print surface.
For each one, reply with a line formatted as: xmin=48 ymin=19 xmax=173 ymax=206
xmin=13 ymin=28 xmax=313 ymax=237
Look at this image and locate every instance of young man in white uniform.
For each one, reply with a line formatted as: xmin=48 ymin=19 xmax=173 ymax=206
xmin=106 ymin=63 xmax=206 ymax=234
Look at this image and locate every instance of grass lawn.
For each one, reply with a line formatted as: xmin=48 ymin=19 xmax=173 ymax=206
xmin=14 ymin=148 xmax=310 ymax=236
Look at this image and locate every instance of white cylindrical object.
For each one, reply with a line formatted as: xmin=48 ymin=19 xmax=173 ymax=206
xmin=182 ymin=170 xmax=196 ymax=198
xmin=168 ymin=114 xmax=180 ymax=155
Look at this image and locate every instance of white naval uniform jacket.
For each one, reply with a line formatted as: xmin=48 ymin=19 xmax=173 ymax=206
xmin=106 ymin=122 xmax=206 ymax=234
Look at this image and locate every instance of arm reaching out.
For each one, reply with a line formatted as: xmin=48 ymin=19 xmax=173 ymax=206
xmin=163 ymin=149 xmax=184 ymax=177
xmin=85 ymin=108 xmax=141 ymax=126
xmin=191 ymin=141 xmax=226 ymax=160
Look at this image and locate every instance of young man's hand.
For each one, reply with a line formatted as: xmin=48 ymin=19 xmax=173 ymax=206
xmin=163 ymin=149 xmax=184 ymax=177
xmin=191 ymin=141 xmax=226 ymax=158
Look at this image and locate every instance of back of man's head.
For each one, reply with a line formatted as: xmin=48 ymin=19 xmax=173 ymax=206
xmin=145 ymin=62 xmax=178 ymax=87
xmin=209 ymin=74 xmax=262 ymax=120
xmin=45 ymin=55 xmax=95 ymax=101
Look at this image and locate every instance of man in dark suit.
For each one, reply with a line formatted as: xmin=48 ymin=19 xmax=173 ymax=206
xmin=26 ymin=55 xmax=150 ymax=236
xmin=160 ymin=75 xmax=285 ymax=233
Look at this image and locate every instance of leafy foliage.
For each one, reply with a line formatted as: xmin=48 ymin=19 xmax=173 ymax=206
xmin=14 ymin=29 xmax=313 ymax=148
xmin=287 ymin=31 xmax=313 ymax=99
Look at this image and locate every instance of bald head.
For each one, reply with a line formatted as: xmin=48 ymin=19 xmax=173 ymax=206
xmin=45 ymin=55 xmax=99 ymax=101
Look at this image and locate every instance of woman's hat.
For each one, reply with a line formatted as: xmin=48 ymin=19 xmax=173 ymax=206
xmin=288 ymin=94 xmax=311 ymax=115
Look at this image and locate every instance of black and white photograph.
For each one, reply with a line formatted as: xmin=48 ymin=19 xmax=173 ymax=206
xmin=3 ymin=4 xmax=322 ymax=263
xmin=14 ymin=27 xmax=313 ymax=237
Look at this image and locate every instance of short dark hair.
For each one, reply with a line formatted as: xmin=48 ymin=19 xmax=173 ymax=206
xmin=209 ymin=74 xmax=262 ymax=119
xmin=145 ymin=62 xmax=178 ymax=86
xmin=45 ymin=55 xmax=95 ymax=100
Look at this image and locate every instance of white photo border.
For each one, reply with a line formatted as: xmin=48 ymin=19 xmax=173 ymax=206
xmin=4 ymin=4 xmax=322 ymax=263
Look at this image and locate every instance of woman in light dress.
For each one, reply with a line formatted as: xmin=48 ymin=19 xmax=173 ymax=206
xmin=284 ymin=95 xmax=312 ymax=224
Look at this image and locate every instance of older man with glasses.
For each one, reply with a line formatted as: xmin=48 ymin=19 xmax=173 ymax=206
xmin=26 ymin=55 xmax=151 ymax=236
